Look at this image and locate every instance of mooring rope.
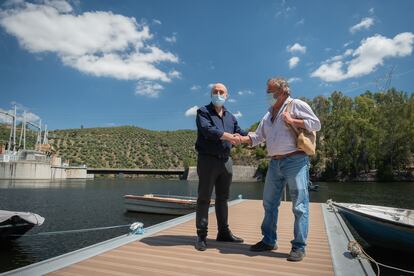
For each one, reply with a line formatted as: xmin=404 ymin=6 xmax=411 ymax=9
xmin=4 ymin=221 xmax=144 ymax=237
xmin=327 ymin=200 xmax=414 ymax=276
xmin=348 ymin=240 xmax=414 ymax=275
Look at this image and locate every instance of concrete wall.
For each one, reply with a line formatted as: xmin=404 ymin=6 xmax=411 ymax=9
xmin=65 ymin=167 xmax=87 ymax=179
xmin=51 ymin=167 xmax=67 ymax=179
xmin=0 ymin=162 xmax=89 ymax=180
xmin=186 ymin=165 xmax=259 ymax=182
xmin=0 ymin=162 xmax=51 ymax=180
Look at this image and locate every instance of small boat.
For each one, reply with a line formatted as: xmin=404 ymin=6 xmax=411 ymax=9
xmin=124 ymin=194 xmax=213 ymax=215
xmin=331 ymin=201 xmax=414 ymax=252
xmin=0 ymin=210 xmax=45 ymax=239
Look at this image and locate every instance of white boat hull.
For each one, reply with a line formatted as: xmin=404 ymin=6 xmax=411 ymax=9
xmin=124 ymin=195 xmax=199 ymax=215
xmin=332 ymin=202 xmax=414 ymax=252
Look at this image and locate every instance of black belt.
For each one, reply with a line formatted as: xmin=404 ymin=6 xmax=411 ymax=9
xmin=272 ymin=151 xmax=305 ymax=160
xmin=199 ymin=153 xmax=229 ymax=160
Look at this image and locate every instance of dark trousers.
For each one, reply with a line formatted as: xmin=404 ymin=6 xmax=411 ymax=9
xmin=196 ymin=154 xmax=233 ymax=238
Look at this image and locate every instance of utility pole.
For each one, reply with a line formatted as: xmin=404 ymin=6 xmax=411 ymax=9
xmin=1 ymin=109 xmax=16 ymax=152
xmin=23 ymin=112 xmax=26 ymax=150
xmin=13 ymin=105 xmax=16 ymax=152
xmin=43 ymin=124 xmax=48 ymax=144
xmin=36 ymin=119 xmax=42 ymax=148
xmin=18 ymin=111 xmax=27 ymax=150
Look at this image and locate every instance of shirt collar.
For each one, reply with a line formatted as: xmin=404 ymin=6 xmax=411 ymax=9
xmin=208 ymin=102 xmax=227 ymax=114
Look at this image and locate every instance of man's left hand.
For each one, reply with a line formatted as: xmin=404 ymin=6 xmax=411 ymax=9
xmin=282 ymin=111 xmax=294 ymax=125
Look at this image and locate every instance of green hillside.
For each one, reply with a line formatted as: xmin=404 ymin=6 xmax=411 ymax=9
xmin=0 ymin=124 xmax=259 ymax=169
xmin=49 ymin=126 xmax=198 ymax=169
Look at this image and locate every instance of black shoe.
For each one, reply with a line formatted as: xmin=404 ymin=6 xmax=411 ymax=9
xmin=195 ymin=237 xmax=207 ymax=251
xmin=287 ymin=249 xmax=306 ymax=261
xmin=216 ymin=231 xmax=244 ymax=243
xmin=249 ymin=241 xmax=277 ymax=252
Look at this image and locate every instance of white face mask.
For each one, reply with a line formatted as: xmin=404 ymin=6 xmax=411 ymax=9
xmin=266 ymin=93 xmax=277 ymax=107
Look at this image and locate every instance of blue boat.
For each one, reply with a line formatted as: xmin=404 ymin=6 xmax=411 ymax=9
xmin=331 ymin=202 xmax=414 ymax=253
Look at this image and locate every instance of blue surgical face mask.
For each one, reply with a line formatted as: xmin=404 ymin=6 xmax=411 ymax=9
xmin=212 ymin=94 xmax=226 ymax=107
xmin=267 ymin=93 xmax=277 ymax=107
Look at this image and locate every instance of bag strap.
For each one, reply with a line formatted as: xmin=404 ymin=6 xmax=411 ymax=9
xmin=285 ymin=100 xmax=300 ymax=137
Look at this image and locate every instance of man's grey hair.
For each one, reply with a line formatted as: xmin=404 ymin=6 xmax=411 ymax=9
xmin=267 ymin=77 xmax=291 ymax=95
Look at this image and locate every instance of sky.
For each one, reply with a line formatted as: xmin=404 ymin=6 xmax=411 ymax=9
xmin=0 ymin=0 xmax=413 ymax=131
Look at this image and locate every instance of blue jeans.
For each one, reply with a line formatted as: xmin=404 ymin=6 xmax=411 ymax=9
xmin=261 ymin=154 xmax=310 ymax=252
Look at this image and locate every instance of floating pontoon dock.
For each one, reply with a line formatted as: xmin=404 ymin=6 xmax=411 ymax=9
xmin=1 ymin=200 xmax=375 ymax=276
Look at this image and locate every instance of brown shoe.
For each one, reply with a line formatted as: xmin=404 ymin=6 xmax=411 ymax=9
xmin=287 ymin=249 xmax=306 ymax=261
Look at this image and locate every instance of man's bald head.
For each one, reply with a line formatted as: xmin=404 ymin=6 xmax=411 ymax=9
xmin=211 ymin=83 xmax=228 ymax=98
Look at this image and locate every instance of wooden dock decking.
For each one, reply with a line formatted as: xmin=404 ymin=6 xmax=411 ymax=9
xmin=48 ymin=201 xmax=334 ymax=276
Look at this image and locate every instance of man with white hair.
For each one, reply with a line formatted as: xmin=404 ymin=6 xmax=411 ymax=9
xmin=238 ymin=77 xmax=321 ymax=261
xmin=194 ymin=83 xmax=247 ymax=251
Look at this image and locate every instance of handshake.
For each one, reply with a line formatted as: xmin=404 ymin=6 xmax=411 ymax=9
xmin=222 ymin=132 xmax=251 ymax=145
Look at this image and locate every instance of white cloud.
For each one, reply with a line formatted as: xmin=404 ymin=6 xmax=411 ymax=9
xmin=343 ymin=41 xmax=353 ymax=47
xmin=311 ymin=32 xmax=414 ymax=82
xmin=0 ymin=102 xmax=41 ymax=125
xmin=153 ymin=19 xmax=161 ymax=25
xmin=350 ymin=17 xmax=374 ymax=34
xmin=0 ymin=108 xmax=14 ymax=124
xmin=190 ymin=85 xmax=201 ymax=91
xmin=164 ymin=33 xmax=177 ymax=43
xmin=288 ymin=56 xmax=300 ymax=69
xmin=233 ymin=111 xmax=242 ymax=119
xmin=274 ymin=1 xmax=295 ymax=19
xmin=324 ymin=48 xmax=354 ymax=63
xmin=237 ymin=90 xmax=253 ymax=96
xmin=287 ymin=77 xmax=301 ymax=83
xmin=287 ymin=43 xmax=306 ymax=54
xmin=325 ymin=54 xmax=343 ymax=63
xmin=227 ymin=98 xmax=236 ymax=103
xmin=208 ymin=83 xmax=215 ymax=88
xmin=168 ymin=70 xmax=181 ymax=79
xmin=24 ymin=111 xmax=41 ymax=123
xmin=135 ymin=80 xmax=164 ymax=98
xmin=344 ymin=49 xmax=353 ymax=56
xmin=368 ymin=8 xmax=374 ymax=15
xmin=184 ymin=106 xmax=199 ymax=117
xmin=295 ymin=18 xmax=305 ymax=26
xmin=0 ymin=1 xmax=179 ymax=97
xmin=44 ymin=0 xmax=72 ymax=13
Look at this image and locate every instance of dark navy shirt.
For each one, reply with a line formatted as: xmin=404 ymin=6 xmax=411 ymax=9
xmin=195 ymin=103 xmax=248 ymax=158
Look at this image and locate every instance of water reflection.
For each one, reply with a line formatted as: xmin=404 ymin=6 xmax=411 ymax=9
xmin=0 ymin=179 xmax=89 ymax=189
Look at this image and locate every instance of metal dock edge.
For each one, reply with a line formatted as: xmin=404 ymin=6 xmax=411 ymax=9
xmin=321 ymin=203 xmax=375 ymax=276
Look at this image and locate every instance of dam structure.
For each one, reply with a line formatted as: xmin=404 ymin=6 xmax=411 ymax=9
xmin=0 ymin=105 xmax=89 ymax=180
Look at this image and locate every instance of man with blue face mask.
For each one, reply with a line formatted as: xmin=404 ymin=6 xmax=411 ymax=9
xmin=238 ymin=77 xmax=321 ymax=261
xmin=194 ymin=83 xmax=248 ymax=251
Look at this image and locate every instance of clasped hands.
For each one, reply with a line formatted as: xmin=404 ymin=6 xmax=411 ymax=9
xmin=228 ymin=133 xmax=249 ymax=145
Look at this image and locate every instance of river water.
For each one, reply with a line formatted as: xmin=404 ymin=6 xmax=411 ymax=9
xmin=0 ymin=178 xmax=413 ymax=274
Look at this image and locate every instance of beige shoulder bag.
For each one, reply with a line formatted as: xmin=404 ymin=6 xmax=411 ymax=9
xmin=285 ymin=100 xmax=317 ymax=156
